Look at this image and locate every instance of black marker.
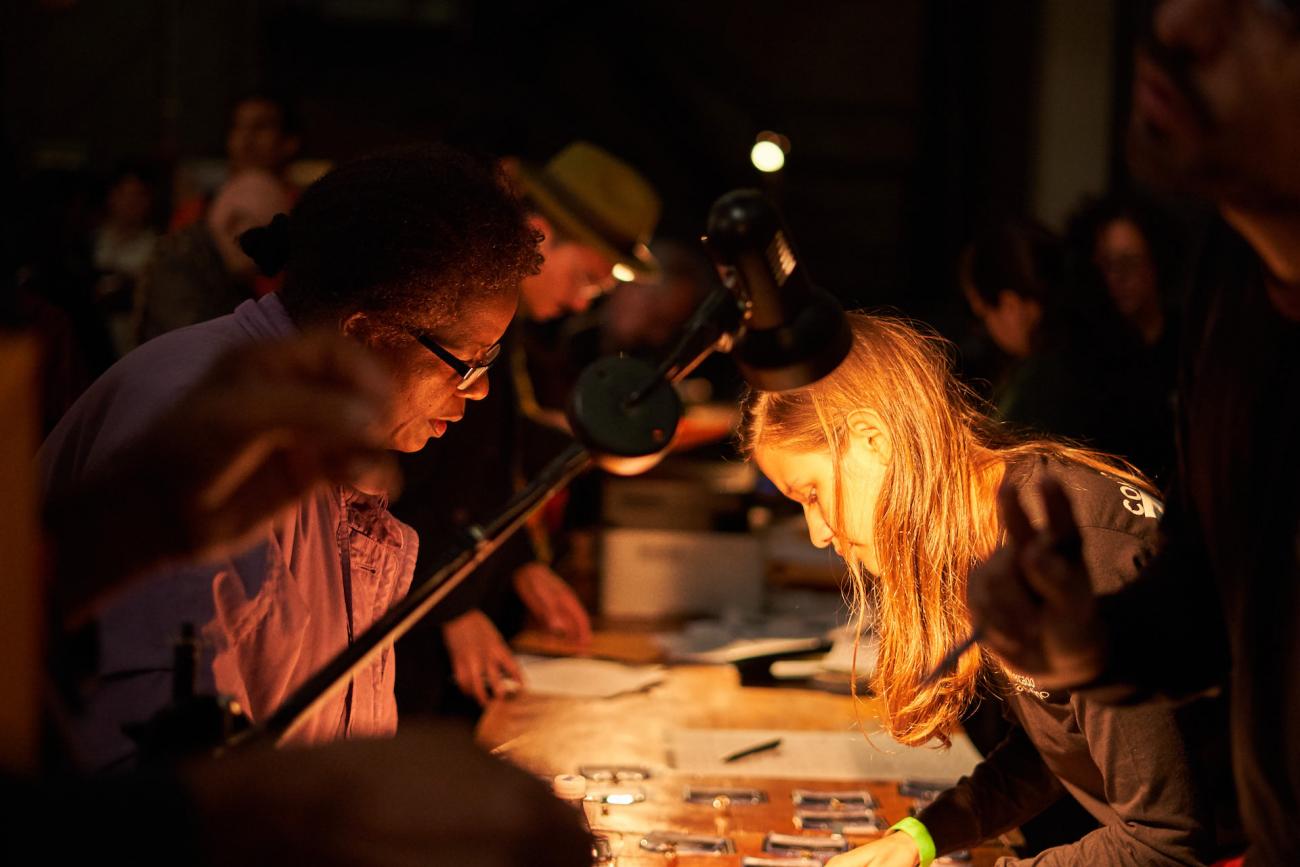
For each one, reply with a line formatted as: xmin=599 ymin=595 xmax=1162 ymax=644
xmin=722 ymin=737 xmax=784 ymax=763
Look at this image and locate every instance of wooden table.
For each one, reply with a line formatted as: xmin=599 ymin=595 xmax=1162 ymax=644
xmin=477 ymin=634 xmax=1014 ymax=866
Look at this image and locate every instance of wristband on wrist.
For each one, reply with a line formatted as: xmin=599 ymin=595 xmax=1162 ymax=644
xmin=888 ymin=816 xmax=936 ymax=867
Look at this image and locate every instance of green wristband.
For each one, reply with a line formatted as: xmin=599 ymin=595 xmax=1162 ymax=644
xmin=888 ymin=816 xmax=936 ymax=867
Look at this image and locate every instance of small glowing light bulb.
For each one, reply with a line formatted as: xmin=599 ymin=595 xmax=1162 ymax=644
xmin=750 ymin=139 xmax=786 ymax=173
xmin=611 ymin=262 xmax=636 ymax=283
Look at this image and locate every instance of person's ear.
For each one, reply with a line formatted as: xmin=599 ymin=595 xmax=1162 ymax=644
xmin=529 ymin=213 xmax=556 ymax=251
xmin=1003 ymin=292 xmax=1042 ymax=329
xmin=340 ymin=312 xmax=379 ymax=347
xmin=846 ymin=409 xmax=891 ymax=466
xmin=996 ymin=289 xmax=1021 ymax=315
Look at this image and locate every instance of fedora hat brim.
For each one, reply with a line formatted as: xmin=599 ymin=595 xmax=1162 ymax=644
xmin=518 ymin=163 xmax=661 ymax=281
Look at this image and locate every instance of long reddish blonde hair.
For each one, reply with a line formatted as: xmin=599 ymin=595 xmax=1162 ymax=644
xmin=741 ymin=313 xmax=1152 ymax=747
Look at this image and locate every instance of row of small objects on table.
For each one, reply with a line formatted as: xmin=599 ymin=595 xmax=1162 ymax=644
xmin=568 ymin=765 xmax=972 ymax=864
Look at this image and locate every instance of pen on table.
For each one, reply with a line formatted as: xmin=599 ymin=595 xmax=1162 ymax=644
xmin=722 ymin=737 xmax=783 ymax=763
xmin=920 ymin=625 xmax=984 ymax=687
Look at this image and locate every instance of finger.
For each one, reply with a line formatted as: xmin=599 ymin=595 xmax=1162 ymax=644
xmin=513 ymin=566 xmax=545 ymax=602
xmin=526 ymin=584 xmax=564 ymax=634
xmin=325 ymin=449 xmax=402 ymax=497
xmin=293 ymin=330 xmax=395 ymax=401
xmin=239 ymin=332 xmax=394 ymax=405
xmin=998 ymin=481 xmax=1037 ymax=548
xmin=218 ymin=388 xmax=386 ymax=444
xmin=545 ymin=604 xmax=569 ymax=637
xmin=1040 ymin=475 xmax=1083 ymax=556
xmin=968 ymin=547 xmax=1040 ymax=651
xmin=514 ymin=582 xmax=541 ymax=616
xmin=484 ymin=659 xmax=504 ymax=702
xmin=531 ymin=592 xmax=572 ymax=639
xmin=558 ymin=593 xmax=593 ymax=645
xmin=455 ymin=650 xmax=489 ymax=707
xmin=207 ymin=442 xmax=393 ymax=530
xmin=1019 ymin=534 xmax=1091 ymax=609
xmin=186 ymin=397 xmax=386 ymax=504
xmin=486 ymin=650 xmax=523 ymax=703
xmin=452 ymin=657 xmax=475 ymax=700
xmin=192 ymin=474 xmax=319 ymax=556
xmin=494 ymin=646 xmax=524 ymax=685
xmin=467 ymin=658 xmax=490 ymax=707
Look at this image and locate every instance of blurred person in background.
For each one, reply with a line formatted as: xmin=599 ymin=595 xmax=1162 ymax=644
xmin=91 ymin=161 xmax=162 ymax=357
xmin=392 ymin=141 xmax=660 ymax=715
xmin=169 ymin=93 xmax=302 ymax=233
xmin=599 ymin=238 xmax=711 ymax=356
xmin=39 ymin=144 xmax=540 ymax=769
xmin=1067 ymin=194 xmax=1179 ymax=351
xmin=959 ymin=219 xmax=1170 ymax=483
xmin=599 ymin=237 xmax=745 ymax=436
xmin=136 ymin=169 xmax=291 ymax=343
xmin=1066 ymin=193 xmax=1185 ymax=481
xmin=12 ymin=167 xmax=115 ymax=429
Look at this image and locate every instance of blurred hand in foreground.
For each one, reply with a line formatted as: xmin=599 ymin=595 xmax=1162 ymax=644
xmin=967 ymin=476 xmax=1108 ymax=691
xmin=188 ymin=722 xmax=590 ymax=867
xmin=49 ymin=333 xmax=397 ymax=625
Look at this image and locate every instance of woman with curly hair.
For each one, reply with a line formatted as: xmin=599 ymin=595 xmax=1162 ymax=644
xmin=40 ymin=144 xmax=543 ymax=767
xmin=743 ymin=313 xmax=1239 ymax=866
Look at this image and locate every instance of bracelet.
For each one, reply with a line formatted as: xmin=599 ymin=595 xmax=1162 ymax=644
xmin=888 ymin=816 xmax=936 ymax=867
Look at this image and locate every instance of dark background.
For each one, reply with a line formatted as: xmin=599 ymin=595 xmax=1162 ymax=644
xmin=2 ymin=0 xmax=1142 ymax=328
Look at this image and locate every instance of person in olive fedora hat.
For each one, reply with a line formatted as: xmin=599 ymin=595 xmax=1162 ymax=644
xmin=511 ymin=141 xmax=661 ymax=321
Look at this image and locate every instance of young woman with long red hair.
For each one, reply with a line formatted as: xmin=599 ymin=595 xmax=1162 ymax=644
xmin=743 ymin=313 xmax=1239 ymax=866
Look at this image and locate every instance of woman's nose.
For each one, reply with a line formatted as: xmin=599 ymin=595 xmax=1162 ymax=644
xmin=803 ymin=503 xmax=835 ymax=549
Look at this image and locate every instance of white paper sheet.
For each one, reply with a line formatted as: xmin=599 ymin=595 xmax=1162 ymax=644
xmin=666 ymin=727 xmax=983 ymax=782
xmin=514 ymin=655 xmax=666 ymax=699
xmin=664 ymin=635 xmax=831 ymax=664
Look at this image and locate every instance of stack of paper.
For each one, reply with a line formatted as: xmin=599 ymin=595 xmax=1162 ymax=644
xmin=514 ymin=655 xmax=665 ymax=699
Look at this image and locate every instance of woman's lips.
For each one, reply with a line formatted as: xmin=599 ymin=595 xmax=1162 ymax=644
xmin=429 ymin=415 xmax=463 ymax=439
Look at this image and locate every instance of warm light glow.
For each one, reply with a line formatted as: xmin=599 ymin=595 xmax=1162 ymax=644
xmin=750 ymin=140 xmax=786 ymax=173
xmin=606 ymin=793 xmax=637 ymax=806
xmin=611 ymin=262 xmax=636 ymax=283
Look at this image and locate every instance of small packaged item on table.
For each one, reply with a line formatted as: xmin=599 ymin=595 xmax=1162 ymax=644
xmin=792 ymin=807 xmax=887 ymax=834
xmin=684 ymin=785 xmax=769 ymax=805
xmin=763 ymin=832 xmax=850 ymax=859
xmin=578 ymin=764 xmax=652 ymax=782
xmin=639 ymin=831 xmax=736 ymax=855
xmin=791 ymin=788 xmax=878 ymax=809
xmin=584 ymin=783 xmax=646 ymax=805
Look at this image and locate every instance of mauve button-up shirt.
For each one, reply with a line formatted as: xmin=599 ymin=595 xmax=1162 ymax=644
xmin=39 ymin=294 xmax=417 ymax=768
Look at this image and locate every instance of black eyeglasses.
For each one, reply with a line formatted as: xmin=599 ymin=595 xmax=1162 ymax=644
xmin=411 ymin=332 xmax=502 ymax=391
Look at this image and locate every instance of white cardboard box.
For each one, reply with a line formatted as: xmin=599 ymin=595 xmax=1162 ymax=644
xmin=601 ymin=528 xmax=763 ymax=618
